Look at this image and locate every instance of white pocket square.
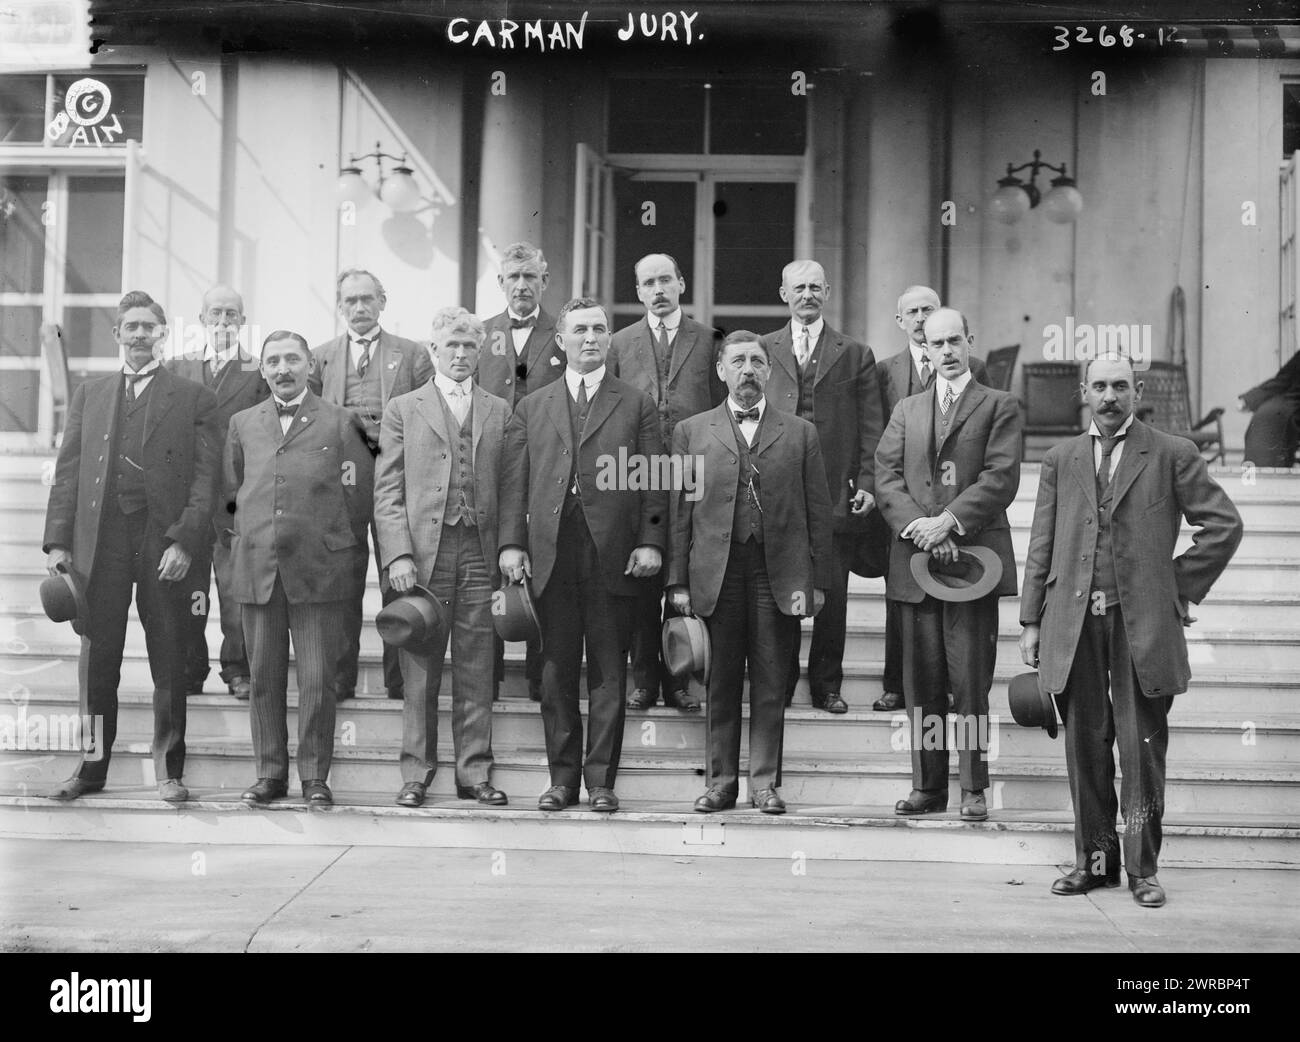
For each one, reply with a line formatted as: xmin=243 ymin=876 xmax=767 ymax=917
xmin=550 ymin=355 xmax=563 ymax=366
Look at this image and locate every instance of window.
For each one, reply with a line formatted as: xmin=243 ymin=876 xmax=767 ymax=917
xmin=0 ymin=69 xmax=145 ymax=149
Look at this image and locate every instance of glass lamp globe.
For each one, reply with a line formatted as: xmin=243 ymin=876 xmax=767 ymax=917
xmin=380 ymin=166 xmax=423 ymax=213
xmin=336 ymin=167 xmax=371 ymax=208
xmin=990 ymin=179 xmax=1030 ymax=224
xmin=1043 ymin=177 xmax=1084 ymax=224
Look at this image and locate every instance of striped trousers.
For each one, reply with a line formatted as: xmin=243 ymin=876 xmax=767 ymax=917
xmin=242 ymin=576 xmax=343 ymax=782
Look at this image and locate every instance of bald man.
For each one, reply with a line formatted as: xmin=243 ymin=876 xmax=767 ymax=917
xmin=761 ymin=260 xmax=882 ymax=716
xmin=870 ymin=285 xmax=990 ymax=712
xmin=166 ymin=285 xmax=269 ymax=698
xmin=1020 ymin=355 xmax=1241 ymax=908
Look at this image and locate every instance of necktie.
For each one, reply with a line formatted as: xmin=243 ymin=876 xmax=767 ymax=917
xmin=449 ymin=384 xmax=469 ymax=426
xmin=355 ymin=337 xmax=373 ymax=377
xmin=940 ymin=384 xmax=956 ymax=415
xmin=734 ymin=407 xmax=760 ymax=423
xmin=1097 ymin=434 xmax=1125 ymax=496
xmin=576 ymin=377 xmax=588 ymax=412
xmin=655 ymin=322 xmax=671 ymax=364
xmin=202 ymin=359 xmax=215 ymax=387
xmin=510 ymin=315 xmax=536 ymax=330
xmin=124 ymin=371 xmax=149 ymax=404
xmin=920 ymin=355 xmax=933 ymax=389
xmin=795 ymin=326 xmax=811 ymax=369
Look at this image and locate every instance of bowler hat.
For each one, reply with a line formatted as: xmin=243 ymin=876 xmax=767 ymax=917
xmin=40 ymin=562 xmax=90 ymax=637
xmin=493 ymin=579 xmax=542 ymax=647
xmin=909 ymin=544 xmax=1003 ymax=602
xmin=661 ymin=616 xmax=711 ymax=686
xmin=375 ymin=585 xmax=447 ymax=656
xmin=1008 ymin=671 xmax=1059 ymax=739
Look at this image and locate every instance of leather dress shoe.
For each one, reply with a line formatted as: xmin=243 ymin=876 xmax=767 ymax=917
xmin=302 ymin=779 xmax=333 ymax=804
xmin=458 ymin=781 xmax=508 ymax=806
xmin=663 ymin=687 xmax=701 ymax=713
xmin=588 ymin=786 xmax=619 ymax=813
xmin=528 ymin=681 xmax=542 ymax=703
xmin=873 ymin=691 xmax=904 ymax=712
xmin=241 ymin=778 xmax=288 ymax=804
xmin=626 ymin=687 xmax=657 ymax=710
xmin=960 ymin=788 xmax=988 ymax=821
xmin=334 ymin=689 xmax=355 ymax=704
xmin=229 ymin=677 xmax=251 ymax=700
xmin=812 ymin=691 xmax=848 ymax=714
xmin=159 ymin=778 xmax=189 ymax=803
xmin=694 ymin=787 xmax=737 ymax=813
xmin=1051 ymin=867 xmax=1120 ymax=896
xmin=538 ymin=785 xmax=578 ymax=811
xmin=751 ymin=788 xmax=786 ymax=814
xmin=395 ymin=781 xmax=426 ymax=808
xmin=895 ymin=789 xmax=948 ymax=815
xmin=47 ymin=776 xmax=104 ymax=801
xmin=187 ymin=677 xmax=207 ymax=695
xmin=1129 ymin=875 xmax=1167 ymax=908
xmin=387 ymin=688 xmax=404 ymax=700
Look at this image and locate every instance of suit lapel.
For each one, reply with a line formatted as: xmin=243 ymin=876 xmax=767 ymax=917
xmin=143 ymin=368 xmax=175 ymax=445
xmin=667 ymin=320 xmax=699 ymax=386
xmin=750 ymin=403 xmax=787 ymax=458
xmin=813 ymin=328 xmax=844 ymax=387
xmin=326 ymin=336 xmax=348 ymax=403
xmin=770 ymin=326 xmax=798 ymax=388
xmin=525 ymin=314 xmax=559 ymax=376
xmin=471 ymin=387 xmax=490 ymax=457
xmin=88 ymin=375 xmax=120 ymax=454
xmin=580 ymin=379 xmax=620 ymax=445
xmin=375 ymin=332 xmax=394 ymax=402
xmin=939 ymin=380 xmax=986 ymax=451
xmin=632 ymin=320 xmax=657 ymax=401
xmin=544 ymin=382 xmax=573 ymax=453
xmin=1070 ymin=434 xmax=1099 ymax=510
xmin=280 ymin=391 xmax=319 ymax=447
xmin=416 ymin=384 xmax=450 ymax=447
xmin=1108 ymin=419 xmax=1150 ymax=510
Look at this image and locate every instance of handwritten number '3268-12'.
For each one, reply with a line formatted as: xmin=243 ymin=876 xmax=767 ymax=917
xmin=1052 ymin=25 xmax=1140 ymax=51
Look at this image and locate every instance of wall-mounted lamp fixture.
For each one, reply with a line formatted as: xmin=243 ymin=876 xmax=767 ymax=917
xmin=990 ymin=150 xmax=1083 ymax=225
xmin=336 ymin=140 xmax=424 ymax=214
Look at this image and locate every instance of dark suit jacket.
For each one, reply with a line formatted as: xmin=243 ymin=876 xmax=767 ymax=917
xmin=166 ymin=353 xmax=270 ymax=539
xmin=311 ymin=330 xmax=434 ymax=446
xmin=499 ymin=373 xmax=667 ymax=599
xmin=1241 ymin=351 xmax=1300 ymax=410
xmin=224 ymin=391 xmax=374 ymax=605
xmin=608 ymin=314 xmax=724 ymax=442
xmin=874 ymin=380 xmax=1023 ymax=603
xmin=474 ymin=309 xmax=565 ymax=406
xmin=668 ymin=403 xmax=834 ymax=618
xmin=1020 ymin=419 xmax=1243 ymax=698
xmin=878 ymin=348 xmax=989 ymax=422
xmin=374 ymin=381 xmax=510 ymax=587
xmin=760 ymin=323 xmax=884 ymax=531
xmin=43 ymin=367 xmax=221 ymax=585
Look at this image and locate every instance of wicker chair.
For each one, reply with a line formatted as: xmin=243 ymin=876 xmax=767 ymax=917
xmin=1134 ymin=360 xmax=1225 ymax=464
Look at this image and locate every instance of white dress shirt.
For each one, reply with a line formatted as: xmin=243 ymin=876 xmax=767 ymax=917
xmin=565 ymin=364 xmax=606 ymax=403
xmin=1088 ymin=411 xmax=1135 ymax=481
xmin=435 ymin=369 xmax=474 ymax=427
xmin=791 ymin=317 xmax=825 ymax=366
xmin=509 ymin=308 xmax=540 ymax=356
xmin=273 ymin=388 xmax=309 ymax=435
xmin=650 ymin=308 xmax=682 ymax=346
xmin=910 ymin=344 xmax=932 ymax=385
xmin=728 ymin=395 xmax=766 ymax=447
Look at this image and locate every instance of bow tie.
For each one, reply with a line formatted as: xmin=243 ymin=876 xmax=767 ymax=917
xmin=734 ymin=407 xmax=760 ymax=423
xmin=276 ymin=401 xmax=299 ymax=417
xmin=510 ymin=315 xmax=536 ymax=330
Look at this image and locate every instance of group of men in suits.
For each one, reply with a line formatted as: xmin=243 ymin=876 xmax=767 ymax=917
xmin=42 ymin=258 xmax=1246 ymax=907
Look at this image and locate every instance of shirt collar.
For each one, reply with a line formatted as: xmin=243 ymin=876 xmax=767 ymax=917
xmin=1087 ymin=412 xmax=1136 ymax=439
xmin=936 ymin=368 xmax=973 ymax=399
xmin=434 ymin=369 xmax=473 ymax=399
xmin=273 ymin=388 xmax=309 ymax=409
xmin=909 ymin=343 xmax=930 ymax=367
xmin=728 ymin=395 xmax=766 ymax=421
xmin=123 ymin=359 xmax=161 ymax=377
xmin=509 ymin=307 xmax=540 ymax=323
xmin=350 ymin=326 xmax=381 ymax=345
xmin=651 ymin=308 xmax=682 ymax=333
xmin=203 ymin=340 xmax=245 ymax=366
xmin=791 ymin=317 xmax=825 ymax=344
xmin=565 ymin=365 xmax=606 ymax=398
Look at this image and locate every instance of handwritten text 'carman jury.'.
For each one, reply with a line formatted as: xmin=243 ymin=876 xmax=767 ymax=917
xmin=446 ymin=12 xmax=703 ymax=51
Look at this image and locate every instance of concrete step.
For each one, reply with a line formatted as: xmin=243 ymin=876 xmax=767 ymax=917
xmin=3 ymin=790 xmax=1295 ymax=868
xmin=7 ymin=688 xmax=1295 ymax=764
xmin=3 ymin=644 xmax=1296 ymax=716
xmin=4 ymin=738 xmax=1295 ymax=817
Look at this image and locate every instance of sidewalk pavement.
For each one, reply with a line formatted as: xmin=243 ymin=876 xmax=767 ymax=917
xmin=2 ymin=839 xmax=1296 ymax=952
